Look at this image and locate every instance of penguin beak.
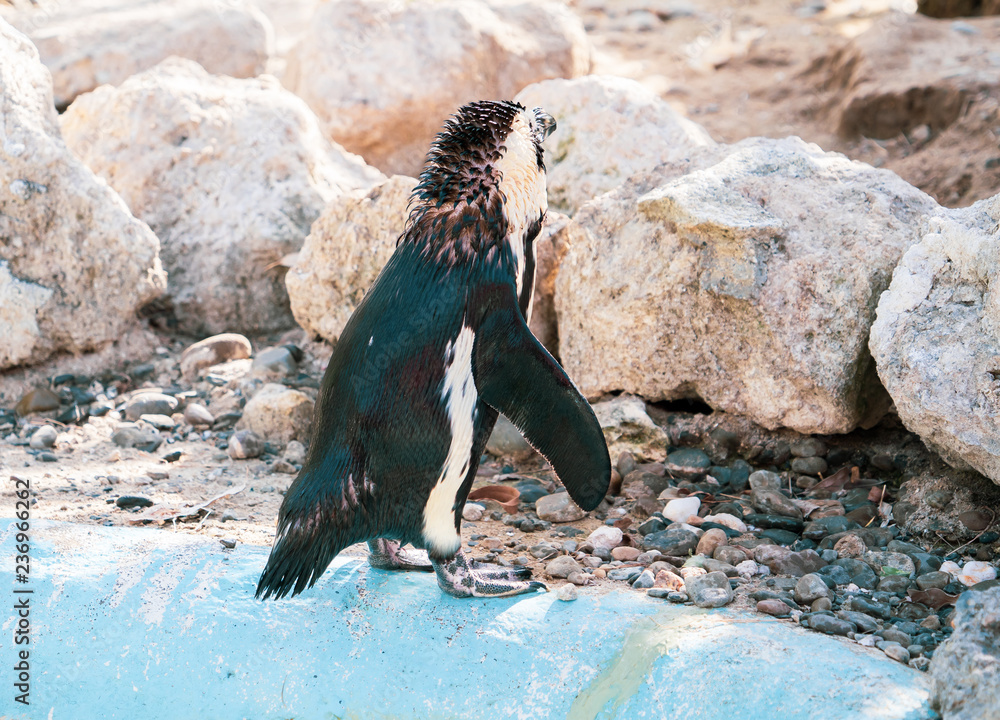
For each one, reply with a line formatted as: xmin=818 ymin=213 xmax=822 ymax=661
xmin=534 ymin=109 xmax=556 ymax=141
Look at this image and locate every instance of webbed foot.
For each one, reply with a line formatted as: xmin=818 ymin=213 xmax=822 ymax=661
xmin=367 ymin=539 xmax=433 ymax=572
xmin=432 ymin=550 xmax=547 ymax=598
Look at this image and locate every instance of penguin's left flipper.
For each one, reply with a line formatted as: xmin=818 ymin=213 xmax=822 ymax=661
xmin=367 ymin=539 xmax=434 ymax=572
xmin=474 ymin=295 xmax=611 ymax=512
xmin=433 ymin=550 xmax=547 ymax=598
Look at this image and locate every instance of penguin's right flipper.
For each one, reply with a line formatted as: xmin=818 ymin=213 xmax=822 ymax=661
xmin=473 ymin=297 xmax=611 ymax=511
xmin=433 ymin=551 xmax=546 ymax=598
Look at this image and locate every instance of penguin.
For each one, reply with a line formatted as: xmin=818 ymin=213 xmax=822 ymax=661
xmin=256 ymin=100 xmax=611 ymax=600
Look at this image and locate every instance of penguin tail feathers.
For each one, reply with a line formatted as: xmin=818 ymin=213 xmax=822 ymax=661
xmin=255 ymin=515 xmax=343 ymax=601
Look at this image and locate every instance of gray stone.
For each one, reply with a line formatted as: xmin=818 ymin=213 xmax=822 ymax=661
xmin=236 ymin=384 xmax=314 ymax=446
xmin=486 ymin=414 xmax=536 ymax=460
xmin=930 ymin=586 xmax=1000 ymax=719
xmin=878 ymin=575 xmax=912 ymax=594
xmin=28 ymin=425 xmax=57 ymax=449
xmin=642 ymin=528 xmax=699 ymax=557
xmin=863 ymin=551 xmax=916 ymax=577
xmin=754 ymin=546 xmax=827 ymax=578
xmin=556 ymin=136 xmax=938 ymax=434
xmin=592 ymin=395 xmax=668 ymax=459
xmin=608 ymin=566 xmax=643 ymax=583
xmin=808 ymin=615 xmax=855 ymax=637
xmin=790 ymin=456 xmax=828 ymax=476
xmin=124 ymin=393 xmax=178 ymax=421
xmin=836 ymin=610 xmax=880 ymax=634
xmin=535 ymin=492 xmax=586 ymax=523
xmin=917 ymin=571 xmax=952 ymax=591
xmin=748 ymin=470 xmax=783 ymax=490
xmin=664 ymin=448 xmax=711 ymax=478
xmin=228 ymin=430 xmax=265 ymax=460
xmin=883 ymin=644 xmax=911 ymax=664
xmin=684 ymin=571 xmax=734 ymax=608
xmin=251 ymin=347 xmax=298 ymax=381
xmin=180 ymin=334 xmax=253 ymax=380
xmin=61 ymin=58 xmax=382 ymax=335
xmin=833 ymin=558 xmax=879 ymax=589
xmin=794 ymin=573 xmax=832 ymax=604
xmin=632 ymin=569 xmax=656 ymax=589
xmin=750 ymin=489 xmax=803 ymax=520
xmin=138 ymin=414 xmax=176 ymax=431
xmin=545 ymin=555 xmax=582 ymax=579
xmin=183 ymin=403 xmax=215 ymax=427
xmin=881 ymin=627 xmax=913 ymax=646
xmin=555 ymin=584 xmax=578 ymax=602
xmin=0 ymin=19 xmax=166 ymax=371
xmin=790 ymin=438 xmax=827 ymax=458
xmin=871 ymin=194 xmax=1000 ymax=486
xmin=110 ymin=423 xmax=162 ymax=452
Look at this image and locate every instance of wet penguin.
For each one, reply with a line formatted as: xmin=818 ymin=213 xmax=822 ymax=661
xmin=256 ymin=101 xmax=611 ymax=600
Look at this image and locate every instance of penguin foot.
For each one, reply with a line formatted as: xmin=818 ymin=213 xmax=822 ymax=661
xmin=432 ymin=550 xmax=548 ymax=598
xmin=367 ymin=539 xmax=433 ymax=572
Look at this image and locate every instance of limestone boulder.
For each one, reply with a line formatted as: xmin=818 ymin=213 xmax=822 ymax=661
xmin=287 ymin=176 xmax=566 ymax=354
xmin=515 ymin=75 xmax=715 ymax=215
xmin=283 ymin=0 xmax=591 ymax=176
xmin=870 ymin=195 xmax=1000 ymax=484
xmin=0 ymin=0 xmax=272 ymax=109
xmin=557 ymin=136 xmax=940 ymax=434
xmin=809 ymin=12 xmax=1000 ymax=139
xmin=0 ymin=19 xmax=165 ymax=371
xmin=287 ymin=176 xmax=413 ymax=343
xmin=61 ymin=58 xmax=384 ymax=336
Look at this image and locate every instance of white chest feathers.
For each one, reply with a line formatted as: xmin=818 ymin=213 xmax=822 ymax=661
xmin=495 ymin=113 xmax=547 ymax=298
xmin=422 ymin=325 xmax=478 ymax=556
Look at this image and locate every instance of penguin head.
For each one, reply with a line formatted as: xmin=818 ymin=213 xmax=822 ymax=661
xmin=404 ymin=101 xmax=556 ymax=288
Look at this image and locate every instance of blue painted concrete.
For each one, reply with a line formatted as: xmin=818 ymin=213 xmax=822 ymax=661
xmin=0 ymin=520 xmax=933 ymax=720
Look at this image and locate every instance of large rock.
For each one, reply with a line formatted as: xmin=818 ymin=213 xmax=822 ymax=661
xmin=61 ymin=58 xmax=383 ymax=336
xmin=0 ymin=0 xmax=272 ymax=109
xmin=556 ymin=136 xmax=940 ymax=434
xmin=930 ymin=586 xmax=1000 ymax=720
xmin=515 ymin=75 xmax=715 ymax=215
xmin=0 ymin=19 xmax=165 ymax=371
xmin=283 ymin=0 xmax=590 ymax=176
xmin=809 ymin=12 xmax=1000 ymax=139
xmin=870 ymin=195 xmax=1000 ymax=484
xmin=287 ymin=175 xmax=566 ymax=353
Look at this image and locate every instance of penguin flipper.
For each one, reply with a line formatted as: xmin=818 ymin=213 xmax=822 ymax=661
xmin=473 ymin=296 xmax=611 ymax=511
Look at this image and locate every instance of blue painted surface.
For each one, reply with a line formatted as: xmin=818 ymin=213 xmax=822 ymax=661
xmin=0 ymin=520 xmax=933 ymax=720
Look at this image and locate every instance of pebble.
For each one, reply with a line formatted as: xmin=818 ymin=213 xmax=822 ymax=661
xmin=882 ymin=644 xmax=910 ymax=664
xmin=736 ymin=560 xmax=759 ymax=578
xmin=662 ymin=496 xmax=700 ymax=523
xmin=832 ymin=558 xmax=878 ymax=589
xmin=251 ymin=346 xmax=298 ymax=380
xmin=702 ymin=513 xmax=747 ymax=532
xmin=124 ymin=392 xmax=178 ymax=421
xmin=809 ymin=615 xmax=855 ymax=636
xmin=110 ymin=423 xmax=162 ymax=452
xmin=180 ymin=333 xmax=252 ymax=379
xmin=748 ymin=470 xmax=782 ymax=490
xmin=535 ymin=491 xmax=586 ymax=523
xmin=632 ymin=569 xmax=656 ymax=589
xmin=653 ymin=569 xmax=685 ymax=591
xmin=790 ymin=456 xmax=827 ymax=475
xmin=608 ymin=566 xmax=643 ymax=583
xmin=462 ymin=503 xmax=485 ymax=521
xmin=587 ymin=526 xmax=623 ymax=550
xmin=837 ymin=610 xmax=879 ymax=634
xmin=228 ymin=429 xmax=265 ymax=459
xmin=115 ymin=495 xmax=153 ymax=509
xmin=939 ymin=560 xmax=962 ymax=578
xmin=545 ymin=555 xmax=582 ymax=579
xmin=28 ymin=425 xmax=57 ymax=449
xmin=750 ymin=489 xmax=803 ymax=520
xmin=271 ymin=460 xmax=296 ymax=474
xmin=696 ymin=528 xmax=728 ymax=557
xmin=790 ymin=438 xmax=827 ymax=458
xmin=664 ymin=448 xmax=711 ymax=478
xmin=555 ymin=584 xmax=578 ymax=601
xmin=794 ymin=573 xmax=831 ymax=604
xmin=486 ymin=414 xmax=534 ymax=459
xmin=220 ymin=538 xmax=237 ymax=549
xmin=642 ymin=528 xmax=699 ymax=557
xmin=757 ymin=599 xmax=793 ymax=616
xmin=715 ymin=546 xmax=747 ymax=565
xmin=684 ymin=571 xmax=734 ymax=608
xmin=958 ymin=561 xmax=997 ymax=586
xmin=184 ymin=403 xmax=215 ymax=427
xmin=139 ymin=413 xmax=176 ymax=430
xmin=529 ymin=542 xmax=559 ymax=559
xmin=611 ymin=546 xmax=641 ymax=562
xmin=863 ymin=551 xmax=915 ymax=577
xmin=833 ymin=533 xmax=867 ymax=559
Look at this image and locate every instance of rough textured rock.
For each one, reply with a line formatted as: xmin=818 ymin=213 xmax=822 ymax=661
xmin=283 ymin=0 xmax=591 ymax=176
xmin=592 ymin=395 xmax=667 ymax=459
xmin=288 ymin=175 xmax=566 ymax=357
xmin=287 ymin=176 xmax=412 ymax=343
xmin=930 ymin=586 xmax=1000 ymax=720
xmin=236 ymin=383 xmax=315 ymax=447
xmin=61 ymin=58 xmax=383 ymax=335
xmin=918 ymin=0 xmax=1000 ymax=17
xmin=871 ymin=196 xmax=1000 ymax=484
xmin=515 ymin=75 xmax=715 ymax=215
xmin=0 ymin=0 xmax=272 ymax=109
xmin=0 ymin=20 xmax=165 ymax=371
xmin=557 ymin=136 xmax=940 ymax=433
xmin=535 ymin=492 xmax=585 ymax=523
xmin=809 ymin=12 xmax=1000 ymax=139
